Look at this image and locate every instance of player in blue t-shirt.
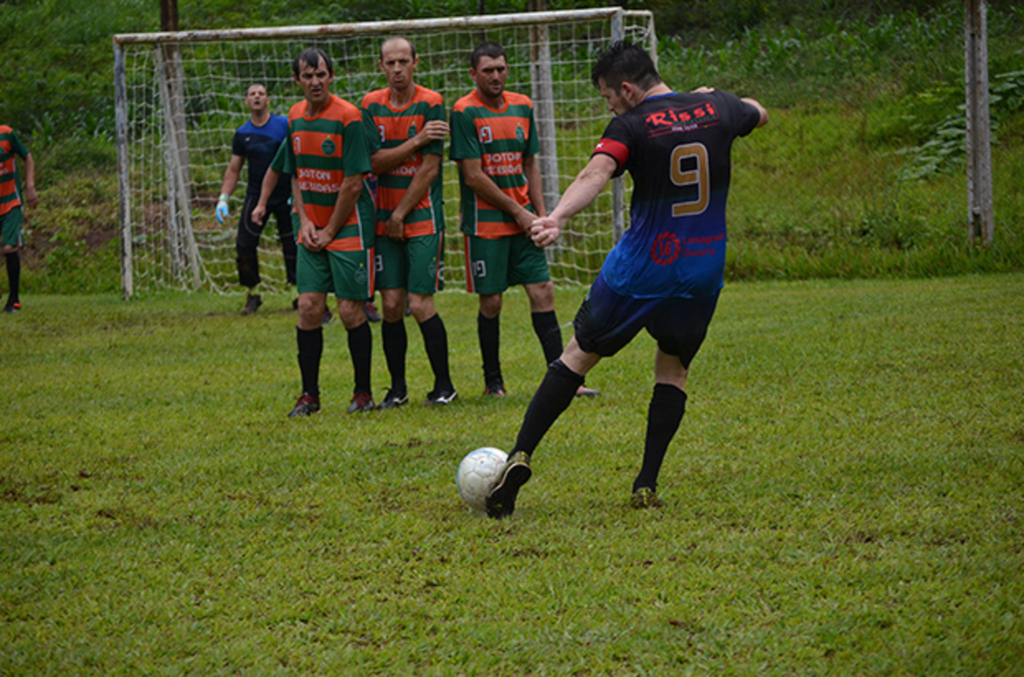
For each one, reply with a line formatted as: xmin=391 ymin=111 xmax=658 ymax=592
xmin=216 ymin=83 xmax=296 ymax=314
xmin=486 ymin=41 xmax=769 ymax=518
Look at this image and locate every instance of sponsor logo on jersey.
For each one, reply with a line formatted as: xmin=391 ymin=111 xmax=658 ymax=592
xmin=483 ymin=151 xmax=523 ymax=177
xmin=645 ymin=102 xmax=720 ymax=138
xmin=321 ymin=137 xmax=337 ymax=155
xmin=650 ymin=232 xmax=682 ymax=266
xmin=296 ymin=167 xmax=341 ymax=194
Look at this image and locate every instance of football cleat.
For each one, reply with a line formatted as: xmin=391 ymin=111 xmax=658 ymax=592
xmin=3 ymin=302 xmax=21 ymax=313
xmin=347 ymin=392 xmax=376 ymax=413
xmin=485 ymin=451 xmax=532 ymax=519
xmin=377 ymin=388 xmax=409 ymax=410
xmin=483 ymin=381 xmax=506 ymax=398
xmin=288 ymin=393 xmax=320 ymax=418
xmin=242 ymin=293 xmax=263 ymax=315
xmin=630 ymin=487 xmax=664 ymax=509
xmin=576 ymin=385 xmax=601 ymax=398
xmin=424 ymin=387 xmax=457 ymax=406
xmin=363 ymin=301 xmax=381 ymax=322
xmin=322 ymin=309 xmax=333 ymax=325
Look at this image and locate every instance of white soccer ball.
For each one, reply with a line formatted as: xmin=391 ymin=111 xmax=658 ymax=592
xmin=457 ymin=447 xmax=508 ymax=512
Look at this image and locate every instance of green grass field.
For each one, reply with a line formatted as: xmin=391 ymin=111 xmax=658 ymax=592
xmin=2 ymin=274 xmax=1022 ymax=674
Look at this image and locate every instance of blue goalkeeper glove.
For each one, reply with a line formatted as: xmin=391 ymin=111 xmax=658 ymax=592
xmin=216 ymin=193 xmax=230 ymax=225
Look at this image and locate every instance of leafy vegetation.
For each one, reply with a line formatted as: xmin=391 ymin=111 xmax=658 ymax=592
xmin=0 ymin=0 xmax=1021 ymax=294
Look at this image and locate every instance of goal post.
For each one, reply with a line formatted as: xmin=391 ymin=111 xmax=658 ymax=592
xmin=113 ymin=8 xmax=656 ymax=298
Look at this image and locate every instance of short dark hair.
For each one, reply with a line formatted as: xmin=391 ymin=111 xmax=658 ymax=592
xmin=380 ymin=36 xmax=416 ymax=61
xmin=470 ymin=41 xmax=506 ymax=69
xmin=293 ymin=47 xmax=333 ymax=77
xmin=591 ymin=41 xmax=661 ymax=91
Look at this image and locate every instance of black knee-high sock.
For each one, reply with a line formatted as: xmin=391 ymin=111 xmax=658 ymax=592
xmin=477 ymin=312 xmax=502 ymax=385
xmin=513 ymin=359 xmax=584 ymax=455
xmin=382 ymin=319 xmax=407 ymax=393
xmin=418 ymin=314 xmax=453 ymax=391
xmin=532 ymin=310 xmax=564 ymax=366
xmin=634 ymin=384 xmax=688 ymax=493
xmin=347 ymin=322 xmax=373 ymax=395
xmin=5 ymin=252 xmax=20 ymax=303
xmin=297 ymin=326 xmax=323 ymax=398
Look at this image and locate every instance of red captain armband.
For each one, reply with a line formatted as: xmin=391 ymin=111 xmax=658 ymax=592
xmin=593 ymin=138 xmax=629 ymax=168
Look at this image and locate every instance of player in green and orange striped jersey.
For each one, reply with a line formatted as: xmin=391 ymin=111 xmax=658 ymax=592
xmin=0 ymin=125 xmax=38 ymax=313
xmin=361 ymin=36 xmax=456 ymax=409
xmin=253 ymin=47 xmax=377 ymax=417
xmin=450 ymin=42 xmax=599 ymax=399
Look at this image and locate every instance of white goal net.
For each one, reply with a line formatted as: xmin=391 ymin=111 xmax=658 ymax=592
xmin=113 ymin=8 xmax=656 ymax=297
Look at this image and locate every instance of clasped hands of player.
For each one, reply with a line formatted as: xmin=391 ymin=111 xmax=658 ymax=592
xmin=528 ymin=216 xmax=562 ymax=248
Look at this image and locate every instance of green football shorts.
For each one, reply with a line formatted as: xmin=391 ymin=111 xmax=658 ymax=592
xmin=375 ymin=232 xmax=445 ymax=295
xmin=464 ymin=231 xmax=550 ymax=295
xmin=296 ymin=245 xmax=375 ymax=300
xmin=1 ymin=207 xmax=23 ymax=248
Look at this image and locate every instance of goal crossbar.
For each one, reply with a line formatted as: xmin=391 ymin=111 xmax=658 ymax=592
xmin=113 ymin=9 xmax=627 ymax=46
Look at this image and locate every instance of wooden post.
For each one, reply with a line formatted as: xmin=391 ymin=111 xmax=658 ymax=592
xmin=160 ymin=0 xmax=178 ymax=31
xmin=965 ymin=0 xmax=994 ymax=245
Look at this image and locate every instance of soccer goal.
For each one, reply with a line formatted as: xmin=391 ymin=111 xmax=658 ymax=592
xmin=113 ymin=8 xmax=656 ymax=298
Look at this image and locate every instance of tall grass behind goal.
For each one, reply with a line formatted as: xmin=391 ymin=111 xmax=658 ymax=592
xmin=113 ymin=8 xmax=655 ymax=298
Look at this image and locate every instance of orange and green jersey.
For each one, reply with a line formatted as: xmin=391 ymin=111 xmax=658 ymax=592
xmin=450 ymin=90 xmax=540 ymax=238
xmin=0 ymin=125 xmax=30 ymax=218
xmin=281 ymin=94 xmax=375 ymax=252
xmin=361 ymin=86 xmax=446 ymax=238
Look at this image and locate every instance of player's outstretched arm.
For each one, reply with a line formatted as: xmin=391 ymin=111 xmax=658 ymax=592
xmin=530 ymin=153 xmax=617 ymax=248
xmin=743 ymin=97 xmax=770 ymax=128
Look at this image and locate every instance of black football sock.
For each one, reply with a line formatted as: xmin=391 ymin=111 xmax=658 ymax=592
xmin=5 ymin=252 xmax=20 ymax=304
xmin=418 ymin=314 xmax=453 ymax=392
xmin=513 ymin=359 xmax=584 ymax=455
xmin=477 ymin=312 xmax=502 ymax=386
xmin=382 ymin=319 xmax=408 ymax=393
xmin=347 ymin=321 xmax=373 ymax=396
xmin=532 ymin=310 xmax=564 ymax=366
xmin=296 ymin=326 xmax=323 ymax=398
xmin=634 ymin=384 xmax=688 ymax=493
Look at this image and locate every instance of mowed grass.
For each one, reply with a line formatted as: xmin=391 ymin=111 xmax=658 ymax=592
xmin=1 ymin=275 xmax=1022 ymax=675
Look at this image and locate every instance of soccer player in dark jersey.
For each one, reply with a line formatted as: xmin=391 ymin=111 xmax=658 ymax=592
xmin=216 ymin=83 xmax=297 ymax=314
xmin=486 ymin=41 xmax=769 ymax=518
xmin=450 ymin=41 xmax=598 ymax=399
xmin=253 ymin=47 xmax=378 ymax=417
xmin=361 ymin=36 xmax=457 ymax=409
xmin=0 ymin=125 xmax=37 ymax=313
